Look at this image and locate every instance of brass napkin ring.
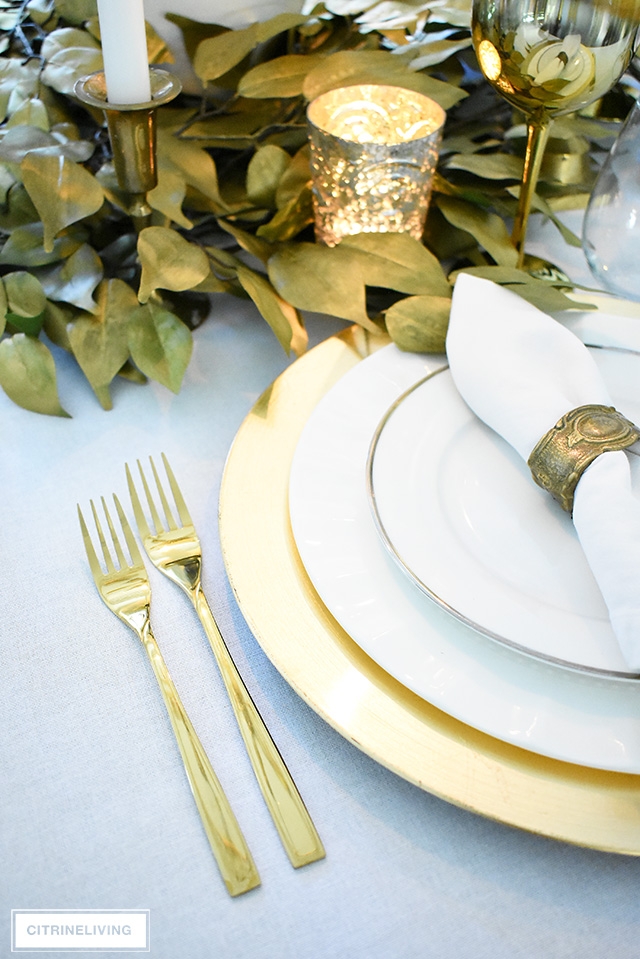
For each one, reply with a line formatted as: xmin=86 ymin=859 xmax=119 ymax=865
xmin=527 ymin=404 xmax=640 ymax=513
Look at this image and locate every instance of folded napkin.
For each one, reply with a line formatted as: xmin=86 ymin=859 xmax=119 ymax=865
xmin=446 ymin=273 xmax=640 ymax=671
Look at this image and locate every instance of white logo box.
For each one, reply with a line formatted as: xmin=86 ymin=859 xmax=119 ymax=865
xmin=11 ymin=911 xmax=150 ymax=952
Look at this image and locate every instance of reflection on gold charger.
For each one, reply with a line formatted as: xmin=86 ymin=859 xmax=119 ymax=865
xmin=219 ymin=326 xmax=640 ymax=855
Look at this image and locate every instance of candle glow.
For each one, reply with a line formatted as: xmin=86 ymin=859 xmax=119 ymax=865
xmin=307 ymin=85 xmax=445 ymax=246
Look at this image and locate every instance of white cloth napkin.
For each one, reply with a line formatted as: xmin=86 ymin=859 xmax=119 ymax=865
xmin=446 ymin=273 xmax=640 ymax=671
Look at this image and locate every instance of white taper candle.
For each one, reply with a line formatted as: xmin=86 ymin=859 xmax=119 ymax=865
xmin=96 ymin=0 xmax=152 ymax=105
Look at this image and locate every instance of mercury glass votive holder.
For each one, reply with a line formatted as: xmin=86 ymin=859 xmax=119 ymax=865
xmin=307 ymin=84 xmax=446 ymax=247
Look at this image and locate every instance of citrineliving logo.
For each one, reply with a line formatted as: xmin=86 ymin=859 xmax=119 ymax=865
xmin=11 ymin=911 xmax=150 ymax=952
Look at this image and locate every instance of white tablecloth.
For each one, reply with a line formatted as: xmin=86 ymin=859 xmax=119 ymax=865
xmin=3 ymin=239 xmax=640 ymax=959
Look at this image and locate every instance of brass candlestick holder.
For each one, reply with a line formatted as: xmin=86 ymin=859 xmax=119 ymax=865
xmin=74 ymin=68 xmax=182 ymax=230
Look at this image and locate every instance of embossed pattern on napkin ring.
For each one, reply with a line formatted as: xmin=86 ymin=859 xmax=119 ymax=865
xmin=527 ymin=404 xmax=640 ymax=513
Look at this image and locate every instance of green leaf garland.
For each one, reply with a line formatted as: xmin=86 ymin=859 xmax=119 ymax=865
xmin=0 ymin=0 xmax=626 ymax=415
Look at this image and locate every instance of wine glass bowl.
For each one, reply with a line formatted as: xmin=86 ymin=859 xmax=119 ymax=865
xmin=472 ymin=0 xmax=638 ymax=265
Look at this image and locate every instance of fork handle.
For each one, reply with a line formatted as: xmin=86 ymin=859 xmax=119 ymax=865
xmin=193 ymin=587 xmax=325 ymax=868
xmin=141 ymin=623 xmax=260 ymax=896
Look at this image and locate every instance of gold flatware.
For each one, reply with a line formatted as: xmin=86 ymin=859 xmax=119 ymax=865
xmin=127 ymin=454 xmax=325 ymax=869
xmin=78 ymin=495 xmax=260 ymax=897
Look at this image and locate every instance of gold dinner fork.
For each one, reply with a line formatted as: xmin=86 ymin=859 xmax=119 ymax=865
xmin=127 ymin=455 xmax=325 ymax=869
xmin=78 ymin=495 xmax=260 ymax=897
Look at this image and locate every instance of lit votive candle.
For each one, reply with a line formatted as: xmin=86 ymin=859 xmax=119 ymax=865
xmin=97 ymin=0 xmax=152 ymax=105
xmin=307 ymin=84 xmax=445 ymax=247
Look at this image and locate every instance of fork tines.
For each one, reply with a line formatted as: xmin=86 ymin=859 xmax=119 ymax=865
xmin=78 ymin=495 xmax=143 ymax=580
xmin=128 ymin=453 xmax=193 ymax=538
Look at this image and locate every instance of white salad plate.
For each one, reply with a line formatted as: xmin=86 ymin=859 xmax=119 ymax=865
xmin=288 ymin=331 xmax=640 ymax=773
xmin=367 ymin=348 xmax=640 ymax=678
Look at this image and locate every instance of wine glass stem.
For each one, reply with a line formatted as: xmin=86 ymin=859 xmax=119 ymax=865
xmin=512 ymin=118 xmax=551 ymax=268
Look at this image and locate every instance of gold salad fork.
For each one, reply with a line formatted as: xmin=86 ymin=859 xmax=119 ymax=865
xmin=78 ymin=496 xmax=260 ymax=897
xmin=127 ymin=455 xmax=325 ymax=869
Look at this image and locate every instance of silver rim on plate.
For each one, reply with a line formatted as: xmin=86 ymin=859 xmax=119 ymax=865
xmin=365 ymin=349 xmax=640 ymax=682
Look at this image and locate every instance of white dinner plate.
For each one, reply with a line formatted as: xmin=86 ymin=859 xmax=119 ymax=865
xmin=366 ymin=350 xmax=640 ymax=678
xmin=288 ymin=336 xmax=640 ymax=773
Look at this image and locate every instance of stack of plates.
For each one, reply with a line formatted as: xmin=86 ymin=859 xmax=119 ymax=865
xmin=290 ymin=340 xmax=640 ymax=771
xmin=220 ymin=318 xmax=640 ymax=854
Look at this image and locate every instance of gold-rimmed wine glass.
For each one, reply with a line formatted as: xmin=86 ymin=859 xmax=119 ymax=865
xmin=472 ymin=0 xmax=638 ymax=267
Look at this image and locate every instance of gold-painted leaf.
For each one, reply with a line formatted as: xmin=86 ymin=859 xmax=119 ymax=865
xmin=145 ymin=20 xmax=175 ymax=66
xmin=193 ymin=273 xmax=232 ymax=294
xmin=3 ymin=271 xmax=46 ymax=335
xmin=0 ymin=7 xmax=20 ymax=29
xmin=448 ymin=266 xmax=531 ymax=285
xmin=67 ymin=278 xmax=135 ymax=408
xmin=341 ymin=233 xmax=451 ymax=295
xmin=41 ymin=27 xmax=102 ymax=96
xmin=21 ymin=152 xmax=104 ymax=252
xmin=257 ymin=184 xmax=314 ymax=242
xmin=237 ymin=264 xmax=307 ymax=355
xmin=194 ymin=26 xmax=261 ymax=82
xmin=0 ymin=333 xmax=69 ymax=416
xmin=0 ymin=223 xmax=83 ymax=267
xmin=205 ymin=246 xmax=244 ymax=279
xmin=385 ymin=294 xmax=451 ymax=352
xmin=437 ymin=196 xmax=518 ymax=268
xmin=26 ymin=0 xmax=54 ymax=26
xmin=354 ymin=0 xmax=471 ymax=29
xmin=505 ymin=280 xmax=594 ymax=313
xmin=268 ymin=242 xmax=378 ymax=330
xmin=42 ymin=300 xmax=75 ymax=351
xmin=147 ymin=168 xmax=191 ymax=229
xmin=446 ymin=154 xmax=524 ymax=180
xmin=275 ymin=145 xmax=311 ymax=208
xmin=0 ymin=125 xmax=93 ymax=164
xmin=246 ymin=145 xmax=290 ymax=206
xmin=116 ymin=360 xmax=147 ymax=384
xmin=6 ymin=98 xmax=50 ymax=131
xmin=217 ymin=219 xmax=273 ymax=265
xmin=54 ymin=0 xmax=97 ymax=24
xmin=38 ymin=243 xmax=103 ymax=312
xmin=426 ymin=0 xmax=472 ymax=26
xmin=7 ymin=88 xmax=29 ymax=118
xmin=0 ymin=163 xmax=16 ymax=203
xmin=302 ymin=51 xmax=466 ymax=109
xmin=128 ymin=301 xmax=193 ymax=393
xmin=194 ymin=14 xmax=308 ymax=82
xmin=409 ymin=36 xmax=473 ymax=71
xmin=165 ymin=14 xmax=227 ymax=63
xmin=0 ymin=183 xmax=39 ymax=229
xmin=545 ymin=192 xmax=591 ymax=212
xmin=156 ymin=123 xmax=226 ymax=212
xmin=0 ymin=58 xmax=40 ymax=124
xmin=137 ymin=227 xmax=211 ymax=304
xmin=238 ymin=54 xmax=326 ymax=99
xmin=441 ymin=132 xmax=497 ymax=156
xmin=450 ymin=266 xmax=595 ymax=312
xmin=180 ymin=98 xmax=281 ymax=145
xmin=509 ymin=186 xmax=582 ymax=247
xmin=0 ymin=279 xmax=7 ymax=337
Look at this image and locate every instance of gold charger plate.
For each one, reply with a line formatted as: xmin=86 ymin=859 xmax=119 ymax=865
xmin=219 ymin=326 xmax=640 ymax=855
